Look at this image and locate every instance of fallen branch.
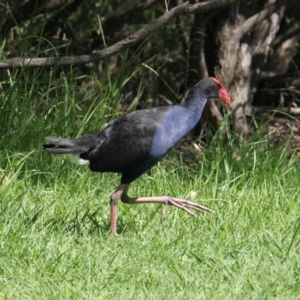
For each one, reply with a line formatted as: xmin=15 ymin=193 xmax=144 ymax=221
xmin=0 ymin=0 xmax=236 ymax=69
xmin=256 ymin=87 xmax=300 ymax=96
xmin=253 ymin=106 xmax=300 ymax=115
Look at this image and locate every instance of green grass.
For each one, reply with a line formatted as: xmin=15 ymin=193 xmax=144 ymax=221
xmin=1 ymin=137 xmax=300 ymax=299
xmin=0 ymin=69 xmax=300 ymax=299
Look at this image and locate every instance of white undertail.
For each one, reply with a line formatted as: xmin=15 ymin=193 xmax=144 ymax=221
xmin=65 ymin=154 xmax=90 ymax=166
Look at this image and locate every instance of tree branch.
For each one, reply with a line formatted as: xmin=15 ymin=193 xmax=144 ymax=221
xmin=237 ymin=0 xmax=287 ymax=37
xmin=89 ymin=0 xmax=159 ymax=50
xmin=0 ymin=0 xmax=236 ymax=69
xmin=253 ymin=106 xmax=300 ymax=115
xmin=257 ymin=87 xmax=300 ymax=96
xmin=2 ymin=0 xmax=68 ymax=33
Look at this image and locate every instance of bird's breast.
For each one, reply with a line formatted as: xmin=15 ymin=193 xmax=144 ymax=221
xmin=150 ymin=107 xmax=197 ymax=157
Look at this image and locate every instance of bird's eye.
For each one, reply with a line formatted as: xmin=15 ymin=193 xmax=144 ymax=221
xmin=204 ymin=88 xmax=211 ymax=95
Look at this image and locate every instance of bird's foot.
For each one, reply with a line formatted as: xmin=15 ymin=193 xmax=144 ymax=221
xmin=160 ymin=198 xmax=170 ymax=223
xmin=119 ymin=189 xmax=214 ymax=224
xmin=160 ymin=196 xmax=214 ymax=222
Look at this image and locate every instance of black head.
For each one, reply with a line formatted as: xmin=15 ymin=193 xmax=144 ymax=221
xmin=193 ymin=77 xmax=231 ymax=104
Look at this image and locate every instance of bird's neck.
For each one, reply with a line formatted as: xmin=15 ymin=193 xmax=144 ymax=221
xmin=149 ymin=94 xmax=208 ymax=158
xmin=182 ymin=92 xmax=208 ymax=123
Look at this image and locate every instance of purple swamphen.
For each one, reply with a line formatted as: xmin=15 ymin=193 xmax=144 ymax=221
xmin=44 ymin=77 xmax=231 ymax=234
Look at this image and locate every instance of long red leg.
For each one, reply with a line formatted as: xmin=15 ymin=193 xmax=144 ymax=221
xmin=110 ymin=184 xmax=125 ymax=235
xmin=120 ymin=184 xmax=213 ymax=222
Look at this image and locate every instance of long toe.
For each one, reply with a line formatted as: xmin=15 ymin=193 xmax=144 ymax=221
xmin=171 ymin=197 xmax=214 ymax=214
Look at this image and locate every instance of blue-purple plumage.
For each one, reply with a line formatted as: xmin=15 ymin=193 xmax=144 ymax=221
xmin=44 ymin=77 xmax=230 ymax=184
xmin=43 ymin=77 xmax=231 ymax=234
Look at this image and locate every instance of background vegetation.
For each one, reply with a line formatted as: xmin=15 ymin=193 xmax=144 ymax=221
xmin=0 ymin=0 xmax=300 ymax=298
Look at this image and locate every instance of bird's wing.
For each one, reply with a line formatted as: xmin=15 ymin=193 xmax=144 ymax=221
xmin=84 ymin=108 xmax=167 ymax=173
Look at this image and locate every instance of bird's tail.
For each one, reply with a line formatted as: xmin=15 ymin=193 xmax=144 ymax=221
xmin=43 ymin=136 xmax=91 ymax=165
xmin=43 ymin=136 xmax=86 ymax=154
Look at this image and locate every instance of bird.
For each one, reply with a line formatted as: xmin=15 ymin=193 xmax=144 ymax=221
xmin=44 ymin=77 xmax=231 ymax=234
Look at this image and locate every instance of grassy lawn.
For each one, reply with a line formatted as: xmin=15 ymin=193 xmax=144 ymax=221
xmin=1 ymin=72 xmax=300 ymax=299
xmin=0 ymin=141 xmax=300 ymax=299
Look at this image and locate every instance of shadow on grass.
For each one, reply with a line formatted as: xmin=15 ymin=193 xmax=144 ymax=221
xmin=22 ymin=207 xmax=145 ymax=236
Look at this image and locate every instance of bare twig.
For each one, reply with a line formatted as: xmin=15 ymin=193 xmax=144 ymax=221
xmin=238 ymin=0 xmax=287 ymax=36
xmin=253 ymin=106 xmax=300 ymax=115
xmin=257 ymin=88 xmax=300 ymax=96
xmin=3 ymin=0 xmax=70 ymax=32
xmin=0 ymin=0 xmax=236 ymax=69
xmin=90 ymin=0 xmax=159 ymax=49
